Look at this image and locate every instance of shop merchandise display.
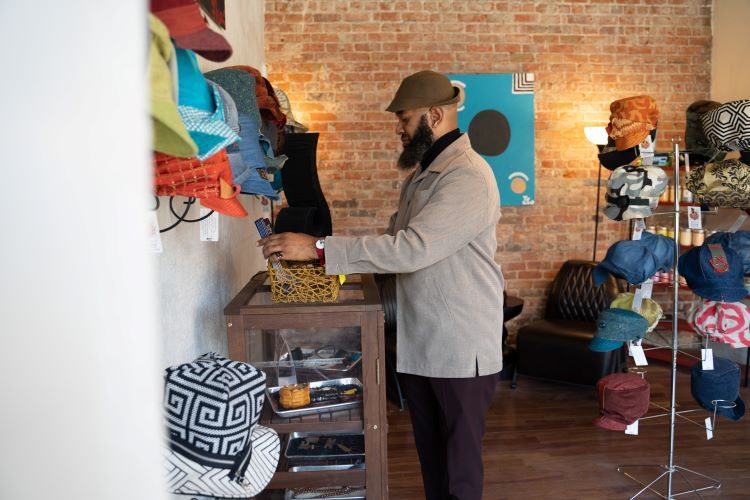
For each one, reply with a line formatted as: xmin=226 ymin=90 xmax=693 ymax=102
xmin=279 ymin=383 xmax=312 ymax=409
xmin=267 ymin=378 xmax=364 ymax=417
xmin=589 ymin=94 xmax=749 ymax=496
xmin=150 ymin=0 xmax=304 ymax=228
xmin=593 ymin=373 xmax=651 ymax=431
xmin=163 ymin=353 xmax=280 ymax=498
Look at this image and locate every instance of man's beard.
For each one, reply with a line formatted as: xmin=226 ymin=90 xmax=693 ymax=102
xmin=397 ymin=115 xmax=434 ymax=170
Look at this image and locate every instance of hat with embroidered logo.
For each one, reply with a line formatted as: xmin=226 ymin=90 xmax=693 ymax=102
xmin=690 ymin=300 xmax=750 ymax=348
xmin=606 ymin=95 xmax=659 ymax=151
xmin=691 ymin=357 xmax=745 ymax=421
xmin=678 ymin=243 xmax=747 ymax=302
xmin=604 ymin=164 xmax=668 ymax=220
xmin=594 ymin=373 xmax=651 ymax=431
xmin=685 ymin=159 xmax=750 ymax=209
xmin=593 ymin=232 xmax=675 ymax=287
xmin=610 ymin=292 xmax=663 ymax=332
xmin=705 ymin=230 xmax=750 ymax=275
xmin=590 ymin=308 xmax=649 ymax=352
xmin=701 ymin=99 xmax=750 ymax=152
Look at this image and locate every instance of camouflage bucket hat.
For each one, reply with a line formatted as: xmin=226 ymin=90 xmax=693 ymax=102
xmin=604 ymin=165 xmax=668 ymax=221
xmin=686 ymin=159 xmax=750 ymax=209
xmin=701 ymin=100 xmax=750 ymax=152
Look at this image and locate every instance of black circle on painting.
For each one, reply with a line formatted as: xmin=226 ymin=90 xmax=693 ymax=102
xmin=467 ymin=109 xmax=510 ymax=156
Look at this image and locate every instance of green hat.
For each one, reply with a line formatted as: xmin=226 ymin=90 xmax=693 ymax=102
xmin=149 ymin=14 xmax=197 ymax=158
xmin=385 ymin=70 xmax=460 ymax=113
xmin=610 ymin=292 xmax=663 ymax=332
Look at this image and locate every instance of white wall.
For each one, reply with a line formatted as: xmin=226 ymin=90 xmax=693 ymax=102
xmin=711 ymin=0 xmax=750 ymax=101
xmin=157 ymin=0 xmax=267 ymax=368
xmin=0 ymin=2 xmax=165 ymax=500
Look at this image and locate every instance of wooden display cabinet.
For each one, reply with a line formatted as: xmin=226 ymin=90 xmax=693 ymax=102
xmin=224 ymin=272 xmax=388 ymax=498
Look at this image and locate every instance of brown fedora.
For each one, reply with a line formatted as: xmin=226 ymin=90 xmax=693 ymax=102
xmin=385 ymin=70 xmax=460 ymax=113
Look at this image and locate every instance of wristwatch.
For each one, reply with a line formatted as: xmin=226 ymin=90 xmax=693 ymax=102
xmin=315 ymin=238 xmax=326 ymax=266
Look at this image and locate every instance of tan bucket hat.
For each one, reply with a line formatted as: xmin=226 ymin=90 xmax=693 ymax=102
xmin=385 ymin=70 xmax=460 ymax=113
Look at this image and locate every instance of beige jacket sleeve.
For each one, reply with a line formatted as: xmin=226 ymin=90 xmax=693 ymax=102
xmin=324 ymin=167 xmax=494 ymax=275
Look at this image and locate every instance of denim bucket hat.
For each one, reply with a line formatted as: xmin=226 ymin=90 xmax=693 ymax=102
xmin=593 ymin=232 xmax=675 ymax=287
xmin=705 ymin=230 xmax=750 ymax=275
xmin=678 ymin=243 xmax=747 ymax=302
xmin=175 ymin=48 xmax=239 ymax=160
xmin=590 ymin=308 xmax=649 ymax=352
xmin=214 ymin=83 xmax=280 ymax=200
xmin=691 ymin=357 xmax=745 ymax=421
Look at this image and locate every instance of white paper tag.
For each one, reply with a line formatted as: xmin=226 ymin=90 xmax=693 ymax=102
xmin=632 ymin=288 xmax=644 ymax=312
xmin=701 ymin=348 xmax=714 ymax=370
xmin=632 ymin=219 xmax=645 ymax=241
xmin=147 ymin=211 xmax=163 ymax=254
xmin=687 ymin=206 xmax=702 ymax=229
xmin=625 ymin=420 xmax=639 ymax=435
xmin=640 ymin=280 xmax=653 ymax=299
xmin=200 ymin=209 xmax=219 ymax=242
xmin=705 ymin=417 xmax=713 ymax=440
xmin=630 ymin=341 xmax=648 ymax=366
xmin=728 ymin=213 xmax=748 ymax=233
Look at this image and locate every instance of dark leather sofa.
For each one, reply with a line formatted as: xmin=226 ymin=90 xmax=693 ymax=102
xmin=514 ymin=260 xmax=627 ymax=386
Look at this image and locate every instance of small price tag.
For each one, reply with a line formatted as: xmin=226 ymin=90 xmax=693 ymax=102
xmin=629 ymin=340 xmax=648 ymax=366
xmin=200 ymin=209 xmax=219 ymax=242
xmin=147 ymin=211 xmax=163 ymax=254
xmin=728 ymin=213 xmax=748 ymax=233
xmin=687 ymin=206 xmax=702 ymax=230
xmin=705 ymin=417 xmax=713 ymax=440
xmin=640 ymin=280 xmax=653 ymax=299
xmin=632 ymin=219 xmax=645 ymax=241
xmin=632 ymin=287 xmax=644 ymax=312
xmin=702 ymin=348 xmax=714 ymax=371
xmin=625 ymin=420 xmax=639 ymax=436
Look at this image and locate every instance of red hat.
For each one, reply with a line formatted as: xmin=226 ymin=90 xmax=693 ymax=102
xmin=154 ymin=150 xmax=247 ymax=218
xmin=151 ymin=0 xmax=232 ymax=62
xmin=593 ymin=373 xmax=650 ymax=431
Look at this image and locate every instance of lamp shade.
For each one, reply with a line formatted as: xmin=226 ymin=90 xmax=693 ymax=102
xmin=585 ymin=126 xmax=609 ymax=146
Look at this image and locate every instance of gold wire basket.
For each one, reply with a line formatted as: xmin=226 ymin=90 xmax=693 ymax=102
xmin=267 ymin=260 xmax=340 ymax=303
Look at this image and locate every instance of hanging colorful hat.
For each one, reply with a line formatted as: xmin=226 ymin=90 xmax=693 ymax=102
xmin=606 ymin=95 xmax=659 ymax=151
xmin=685 ymin=159 xmax=750 ymax=209
xmin=150 ymin=0 xmax=232 ymax=62
xmin=690 ymin=300 xmax=750 ymax=348
xmin=701 ymin=100 xmax=750 ymax=152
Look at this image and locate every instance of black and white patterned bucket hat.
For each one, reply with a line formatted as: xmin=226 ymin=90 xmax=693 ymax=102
xmin=701 ymin=100 xmax=750 ymax=152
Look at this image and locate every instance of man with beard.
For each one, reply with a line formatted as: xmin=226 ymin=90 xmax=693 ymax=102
xmin=258 ymin=70 xmax=504 ymax=500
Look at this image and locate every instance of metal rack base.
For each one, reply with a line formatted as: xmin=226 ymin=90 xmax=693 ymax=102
xmin=617 ymin=464 xmax=721 ymax=499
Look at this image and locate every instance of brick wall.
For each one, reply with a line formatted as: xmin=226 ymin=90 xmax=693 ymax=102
xmin=264 ymin=0 xmax=712 ymax=331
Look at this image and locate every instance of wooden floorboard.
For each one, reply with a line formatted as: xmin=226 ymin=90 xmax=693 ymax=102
xmin=386 ymin=361 xmax=750 ymax=499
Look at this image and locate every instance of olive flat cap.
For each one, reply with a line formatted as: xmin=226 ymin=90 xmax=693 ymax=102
xmin=385 ymin=70 xmax=460 ymax=113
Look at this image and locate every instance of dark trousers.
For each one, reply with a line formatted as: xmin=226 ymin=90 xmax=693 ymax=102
xmin=400 ymin=372 xmax=498 ymax=500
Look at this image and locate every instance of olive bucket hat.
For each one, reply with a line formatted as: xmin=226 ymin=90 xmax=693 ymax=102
xmin=385 ymin=70 xmax=460 ymax=113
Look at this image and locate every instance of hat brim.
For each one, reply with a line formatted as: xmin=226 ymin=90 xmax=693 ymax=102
xmin=174 ymin=29 xmax=232 ymax=62
xmin=152 ymin=106 xmax=199 ymax=158
xmin=593 ymin=415 xmax=627 ymax=431
xmin=385 ymin=86 xmax=461 ymax=113
xmin=598 ymin=146 xmax=639 ymax=171
xmin=615 ymin=130 xmax=650 ymax=151
xmin=166 ymin=425 xmax=279 ymax=497
xmin=589 ymin=337 xmax=623 ymax=352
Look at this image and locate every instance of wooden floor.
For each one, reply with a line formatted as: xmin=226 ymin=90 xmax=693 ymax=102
xmin=386 ymin=361 xmax=750 ymax=499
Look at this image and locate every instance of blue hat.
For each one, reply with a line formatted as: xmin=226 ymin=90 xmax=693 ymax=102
xmin=678 ymin=243 xmax=747 ymax=302
xmin=213 ymin=83 xmax=279 ymax=200
xmin=691 ymin=357 xmax=745 ymax=421
xmin=705 ymin=230 xmax=750 ymax=275
xmin=593 ymin=232 xmax=675 ymax=286
xmin=589 ymin=308 xmax=649 ymax=352
xmin=175 ymin=48 xmax=239 ymax=160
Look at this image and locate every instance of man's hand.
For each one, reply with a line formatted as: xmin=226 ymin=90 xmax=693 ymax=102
xmin=258 ymin=232 xmax=318 ymax=261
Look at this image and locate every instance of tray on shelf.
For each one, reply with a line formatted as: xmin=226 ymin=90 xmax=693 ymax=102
xmin=284 ymin=430 xmax=365 ymax=461
xmin=284 ymin=485 xmax=365 ymax=499
xmin=267 ymin=377 xmax=363 ymax=418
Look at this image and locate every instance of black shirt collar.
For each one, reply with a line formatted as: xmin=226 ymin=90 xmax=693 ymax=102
xmin=420 ymin=128 xmax=462 ymax=171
